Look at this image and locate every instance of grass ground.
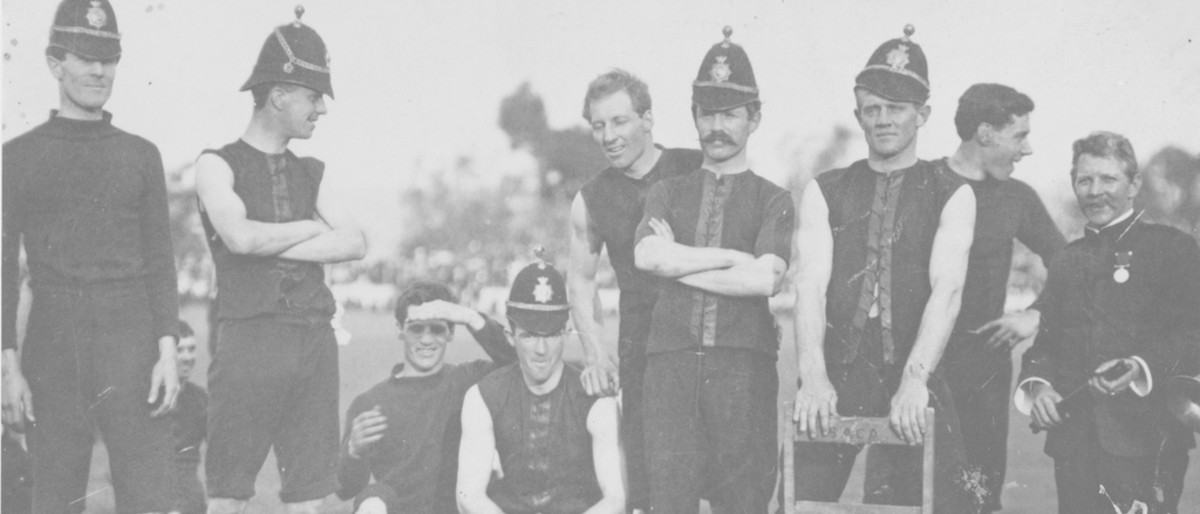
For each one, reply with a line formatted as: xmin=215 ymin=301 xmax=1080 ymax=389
xmin=77 ymin=305 xmax=1198 ymax=513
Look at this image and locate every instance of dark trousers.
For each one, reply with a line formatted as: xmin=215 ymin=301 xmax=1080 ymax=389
xmin=206 ymin=315 xmax=340 ymax=503
xmin=943 ymin=332 xmax=1013 ymax=513
xmin=643 ymin=348 xmax=777 ymax=513
xmin=793 ymin=349 xmax=977 ymax=513
xmin=23 ymin=284 xmax=175 ymax=514
xmin=1052 ymin=421 xmax=1191 ymax=514
xmin=618 ymin=329 xmax=649 ymax=511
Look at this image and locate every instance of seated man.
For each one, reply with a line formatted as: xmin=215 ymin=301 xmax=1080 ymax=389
xmin=172 ymin=321 xmax=209 ymax=514
xmin=337 ymin=281 xmax=516 ymax=514
xmin=457 ymin=261 xmax=625 ymax=514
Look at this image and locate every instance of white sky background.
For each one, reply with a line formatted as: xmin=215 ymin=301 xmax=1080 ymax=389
xmin=4 ymin=0 xmax=1199 ymax=258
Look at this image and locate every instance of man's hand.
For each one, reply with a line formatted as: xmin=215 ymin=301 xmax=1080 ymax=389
xmin=580 ymin=359 xmax=618 ymax=397
xmin=888 ymin=373 xmax=930 ymax=445
xmin=647 ymin=218 xmax=675 ymax=243
xmin=1030 ymin=382 xmax=1064 ymax=430
xmin=1089 ymin=358 xmax=1140 ymax=397
xmin=348 ymin=406 xmax=388 ymax=459
xmin=354 ymin=497 xmax=387 ymax=514
xmin=793 ymin=375 xmax=838 ymax=439
xmin=148 ymin=337 xmax=179 ymax=418
xmin=2 ymin=353 xmax=34 ymax=431
xmin=974 ymin=309 xmax=1041 ymax=350
xmin=407 ymin=300 xmax=485 ymax=331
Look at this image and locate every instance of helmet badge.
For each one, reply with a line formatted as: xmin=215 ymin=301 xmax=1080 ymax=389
xmin=533 ymin=277 xmax=553 ymax=303
xmin=886 ymin=44 xmax=910 ymax=71
xmin=710 ymin=55 xmax=731 ymax=83
xmin=86 ymin=1 xmax=107 ymax=29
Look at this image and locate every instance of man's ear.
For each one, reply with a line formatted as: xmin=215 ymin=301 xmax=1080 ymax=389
xmin=916 ymin=104 xmax=931 ymax=128
xmin=46 ymin=55 xmax=64 ymax=81
xmin=977 ymin=123 xmax=995 ymax=146
xmin=641 ymin=109 xmax=655 ymax=132
xmin=268 ymin=85 xmax=289 ymax=111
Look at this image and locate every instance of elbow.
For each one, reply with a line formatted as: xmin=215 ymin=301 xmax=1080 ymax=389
xmin=767 ymin=272 xmax=787 ymax=297
xmin=221 ymin=231 xmax=259 ymax=256
xmin=633 ymin=243 xmax=660 ymax=274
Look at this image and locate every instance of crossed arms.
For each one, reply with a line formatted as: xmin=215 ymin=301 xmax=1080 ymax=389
xmin=632 ymin=184 xmax=791 ymax=297
xmin=194 ymin=152 xmax=366 ymax=263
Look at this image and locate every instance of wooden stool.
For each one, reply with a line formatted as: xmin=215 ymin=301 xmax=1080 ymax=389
xmin=782 ymin=406 xmax=935 ymax=514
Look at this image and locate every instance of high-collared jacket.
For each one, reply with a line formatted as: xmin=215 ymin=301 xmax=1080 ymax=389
xmin=1020 ymin=214 xmax=1200 ymax=458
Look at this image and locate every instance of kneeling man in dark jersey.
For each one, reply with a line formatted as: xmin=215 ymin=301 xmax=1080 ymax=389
xmin=457 ymin=260 xmax=625 ymax=514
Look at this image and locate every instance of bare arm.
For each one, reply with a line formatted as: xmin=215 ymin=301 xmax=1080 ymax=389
xmin=194 ymin=153 xmax=326 ymax=256
xmin=676 ymin=254 xmax=787 ymax=297
xmin=567 ymin=194 xmax=617 ymax=396
xmin=634 ymin=228 xmax=752 ymax=278
xmin=889 ymin=185 xmax=976 ymax=444
xmin=457 ymin=386 xmax=505 ymax=514
xmin=583 ymin=397 xmax=625 ymax=514
xmin=276 ymin=178 xmax=367 ymax=263
xmin=791 ymin=183 xmax=838 ymax=437
xmin=2 ymin=349 xmax=33 ymax=431
xmin=632 ymin=183 xmax=752 ymax=278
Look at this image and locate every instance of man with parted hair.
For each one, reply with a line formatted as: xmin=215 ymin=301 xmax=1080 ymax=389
xmin=1016 ymin=131 xmax=1198 ymax=514
xmin=2 ymin=1 xmax=181 ymax=511
xmin=337 ymin=281 xmax=514 ymax=514
xmin=938 ymin=83 xmax=1066 ymax=512
xmin=791 ymin=25 xmax=978 ymax=512
xmin=194 ymin=7 xmax=365 ymax=513
xmin=570 ymin=67 xmax=701 ymax=512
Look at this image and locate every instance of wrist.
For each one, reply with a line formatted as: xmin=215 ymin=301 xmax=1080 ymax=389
xmin=797 ymin=364 xmax=829 ymax=387
xmin=901 ymin=363 xmax=930 ymax=385
xmin=347 ymin=443 xmax=361 ymax=460
xmin=465 ymin=310 xmax=487 ymax=332
xmin=157 ymin=336 xmax=178 ymax=357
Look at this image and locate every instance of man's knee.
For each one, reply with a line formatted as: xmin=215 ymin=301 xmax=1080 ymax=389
xmin=207 ymin=498 xmax=247 ymax=514
xmin=285 ymin=498 xmax=326 ymax=514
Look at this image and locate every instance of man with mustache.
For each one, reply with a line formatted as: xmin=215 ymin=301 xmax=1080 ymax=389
xmin=194 ymin=7 xmax=365 ymax=513
xmin=337 ymin=281 xmax=514 ymax=514
xmin=937 ymin=83 xmax=1066 ymax=513
xmin=458 ymin=261 xmax=625 ymax=514
xmin=791 ymin=26 xmax=978 ymax=512
xmin=633 ymin=28 xmax=793 ymax=512
xmin=2 ymin=1 xmax=181 ymax=511
xmin=1015 ymin=131 xmax=1198 ymax=514
xmin=570 ymin=68 xmax=702 ymax=513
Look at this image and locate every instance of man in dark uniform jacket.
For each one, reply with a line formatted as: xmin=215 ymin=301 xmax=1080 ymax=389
xmin=458 ymin=261 xmax=624 ymax=514
xmin=791 ymin=26 xmax=979 ymax=512
xmin=2 ymin=1 xmax=181 ymax=512
xmin=193 ymin=7 xmax=365 ymax=513
xmin=938 ymin=83 xmax=1066 ymax=512
xmin=569 ymin=68 xmax=702 ymax=512
xmin=172 ymin=321 xmax=209 ymax=514
xmin=1016 ymin=131 xmax=1198 ymax=514
xmin=635 ymin=28 xmax=793 ymax=513
xmin=337 ymin=281 xmax=515 ymax=514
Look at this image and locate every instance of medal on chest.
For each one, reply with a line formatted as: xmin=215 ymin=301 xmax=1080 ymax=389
xmin=1113 ymin=250 xmax=1132 ymax=284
